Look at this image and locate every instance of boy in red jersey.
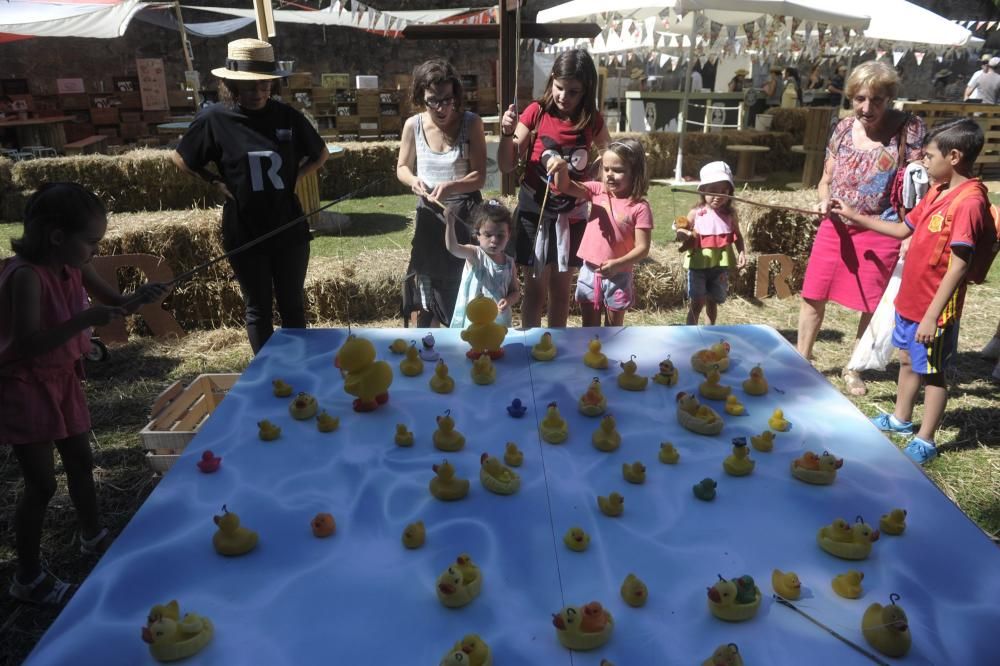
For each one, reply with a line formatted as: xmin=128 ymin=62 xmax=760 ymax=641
xmin=831 ymin=118 xmax=993 ymax=464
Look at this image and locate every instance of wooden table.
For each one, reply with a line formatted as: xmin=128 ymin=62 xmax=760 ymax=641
xmin=725 ymin=144 xmax=770 ymax=182
xmin=0 ymin=115 xmax=74 ymax=152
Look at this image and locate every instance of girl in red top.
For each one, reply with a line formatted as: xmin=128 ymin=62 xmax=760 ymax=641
xmin=0 ymin=183 xmax=166 ymax=604
xmin=498 ymin=49 xmax=611 ymax=328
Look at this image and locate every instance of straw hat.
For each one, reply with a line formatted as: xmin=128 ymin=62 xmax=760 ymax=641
xmin=630 ymin=67 xmax=648 ymax=81
xmin=734 ymin=68 xmax=749 ymax=77
xmin=211 ymin=38 xmax=289 ymax=80
xmin=934 ymin=69 xmax=952 ymax=80
xmin=981 ymin=53 xmax=992 ymax=62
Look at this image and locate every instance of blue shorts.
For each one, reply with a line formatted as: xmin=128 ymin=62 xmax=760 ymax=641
xmin=687 ymin=267 xmax=729 ymax=304
xmin=892 ymin=312 xmax=959 ymax=375
xmin=575 ymin=262 xmax=634 ymax=312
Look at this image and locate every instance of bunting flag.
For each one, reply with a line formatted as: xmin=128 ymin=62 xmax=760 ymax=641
xmin=914 ymin=51 xmax=925 ymax=66
xmin=742 ymin=21 xmax=755 ymax=43
xmin=710 ymin=20 xmax=722 ymax=46
xmin=803 ymin=21 xmax=813 ymax=41
xmin=876 ymin=48 xmax=886 ymax=60
xmin=892 ymin=49 xmax=906 ymax=66
xmin=791 ymin=16 xmax=802 ymax=36
xmin=816 ymin=22 xmax=827 ymax=43
xmin=659 ymin=53 xmax=669 ymax=68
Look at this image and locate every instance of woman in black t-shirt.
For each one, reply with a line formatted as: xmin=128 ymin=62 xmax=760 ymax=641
xmin=172 ymin=39 xmax=329 ymax=353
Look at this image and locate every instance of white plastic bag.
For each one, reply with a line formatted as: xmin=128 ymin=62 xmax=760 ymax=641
xmin=847 ymin=258 xmax=904 ymax=372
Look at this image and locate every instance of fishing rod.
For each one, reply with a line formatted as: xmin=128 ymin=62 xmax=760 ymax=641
xmin=670 ymin=187 xmax=824 ymax=217
xmin=773 ymin=595 xmax=889 ymax=666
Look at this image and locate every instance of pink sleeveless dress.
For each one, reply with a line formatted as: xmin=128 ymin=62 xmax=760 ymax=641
xmin=0 ymin=257 xmax=92 ymax=445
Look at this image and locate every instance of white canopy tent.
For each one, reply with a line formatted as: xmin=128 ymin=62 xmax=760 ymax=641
xmin=182 ymin=5 xmax=473 ymax=35
xmin=797 ymin=0 xmax=977 ymax=48
xmin=0 ymin=0 xmax=154 ymax=39
xmin=539 ymin=0 xmax=871 ymax=181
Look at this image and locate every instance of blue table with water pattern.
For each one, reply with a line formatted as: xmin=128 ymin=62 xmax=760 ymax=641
xmin=26 ymin=326 xmax=1000 ymax=665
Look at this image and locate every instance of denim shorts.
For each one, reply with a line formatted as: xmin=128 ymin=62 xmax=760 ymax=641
xmin=687 ymin=267 xmax=729 ymax=303
xmin=892 ymin=311 xmax=959 ymax=375
xmin=575 ymin=262 xmax=634 ymax=312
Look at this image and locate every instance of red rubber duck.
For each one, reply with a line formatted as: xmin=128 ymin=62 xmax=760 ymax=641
xmin=197 ymin=450 xmax=221 ymax=473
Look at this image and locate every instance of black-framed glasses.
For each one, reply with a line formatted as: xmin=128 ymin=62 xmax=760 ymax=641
xmin=424 ymin=96 xmax=456 ymax=110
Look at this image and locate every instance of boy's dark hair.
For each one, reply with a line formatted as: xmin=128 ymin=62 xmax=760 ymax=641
xmin=926 ymin=118 xmax=984 ymax=167
xmin=12 ymin=182 xmax=105 ymax=264
xmin=539 ymin=49 xmax=598 ymax=131
xmin=469 ymin=198 xmax=514 ymax=237
xmin=606 ymin=139 xmax=649 ymax=201
xmin=410 ymin=59 xmax=463 ymax=109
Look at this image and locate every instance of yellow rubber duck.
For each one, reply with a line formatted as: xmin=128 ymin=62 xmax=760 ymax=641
xmin=433 ymin=410 xmax=465 ymax=452
xmin=742 ymin=365 xmax=769 ymax=395
xmin=212 ymin=505 xmax=258 ymax=556
xmin=818 ymin=517 xmax=879 ymax=559
xmin=622 ymin=461 xmax=646 ymax=484
xmin=707 ymin=575 xmax=761 ymax=622
xmin=597 ymin=491 xmax=624 ymax=517
xmin=289 ymin=392 xmax=318 ymax=420
xmin=316 ymin=410 xmax=339 ymax=433
xmin=552 ymin=602 xmax=614 ymax=651
xmin=436 ymin=555 xmax=482 ymax=608
xmin=791 ymin=450 xmax=843 ymax=485
xmin=470 ymin=353 xmax=496 ymax=385
xmin=691 ymin=339 xmax=731 ymax=374
xmin=768 ymin=408 xmax=790 ymax=432
xmin=771 ymin=569 xmax=801 ymax=600
xmin=388 ymin=338 xmax=409 ymax=354
xmin=272 ymin=379 xmax=293 ymax=397
xmin=439 ymin=634 xmax=492 ymax=666
xmin=400 ymin=342 xmax=424 ymax=377
xmin=531 ymin=331 xmax=557 ymax=361
xmin=459 ymin=296 xmax=507 ymax=359
xmin=257 ymin=420 xmax=281 ymax=441
xmin=676 ymin=392 xmax=724 ymax=436
xmin=652 ymin=357 xmax=679 ymax=386
xmin=337 ymin=335 xmax=393 ymax=412
xmin=620 ymin=573 xmax=648 ymax=607
xmin=750 ymin=431 xmax=774 ymax=452
xmin=832 ymin=570 xmax=864 ymax=599
xmin=658 ymin=442 xmax=680 ymax=464
xmin=480 ymin=453 xmax=521 ymax=495
xmin=617 ymin=355 xmax=648 ymax=391
xmin=429 ymin=460 xmax=469 ymax=501
xmin=539 ymin=402 xmax=569 ymax=444
xmin=699 ymin=367 xmax=731 ymax=400
xmin=578 ymin=377 xmax=607 ymax=417
xmin=142 ymin=600 xmax=214 ymax=663
xmin=429 ymin=360 xmax=455 ymax=394
xmin=503 ymin=442 xmax=523 ymax=467
xmin=583 ymin=335 xmax=608 ymax=369
xmin=563 ymin=527 xmax=590 ymax=552
xmin=880 ymin=508 xmax=907 ymax=536
xmin=723 ymin=438 xmax=755 ymax=476
xmin=591 ymin=414 xmax=621 ymax=452
xmin=402 ymin=521 xmax=425 ymax=549
xmin=862 ymin=594 xmax=912 ymax=657
xmin=724 ymin=394 xmax=745 ymax=416
xmin=394 ymin=424 xmax=414 ymax=447
xmin=700 ymin=643 xmax=744 ymax=666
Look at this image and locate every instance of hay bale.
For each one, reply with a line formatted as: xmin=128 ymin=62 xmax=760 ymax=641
xmin=769 ymin=108 xmax=808 ymax=142
xmin=101 ymin=208 xmax=226 ymax=280
xmin=319 ymin=141 xmax=408 ymax=200
xmin=166 ymin=278 xmax=245 ymax=329
xmin=736 ymin=189 xmax=821 ymax=259
xmin=632 ymin=247 xmax=688 ymax=310
xmin=1 ymin=189 xmax=28 ymax=223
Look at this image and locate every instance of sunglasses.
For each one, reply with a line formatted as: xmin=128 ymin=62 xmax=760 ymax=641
xmin=424 ymin=96 xmax=456 ymax=110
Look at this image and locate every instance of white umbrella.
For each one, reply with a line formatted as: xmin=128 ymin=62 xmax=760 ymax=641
xmin=539 ymin=0 xmax=870 ymax=181
xmin=797 ymin=0 xmax=976 ymax=47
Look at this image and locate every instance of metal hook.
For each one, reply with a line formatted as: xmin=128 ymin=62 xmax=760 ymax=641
xmin=889 ymin=592 xmax=901 ymax=605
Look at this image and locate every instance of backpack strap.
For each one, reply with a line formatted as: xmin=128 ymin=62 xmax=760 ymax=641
xmin=928 ymin=179 xmax=987 ymax=268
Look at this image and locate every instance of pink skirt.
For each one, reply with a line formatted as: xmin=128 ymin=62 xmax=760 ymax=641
xmin=801 ymin=218 xmax=901 ymax=313
xmin=0 ymin=362 xmax=91 ymax=445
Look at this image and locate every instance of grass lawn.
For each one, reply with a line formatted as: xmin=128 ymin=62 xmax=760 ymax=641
xmin=0 ymin=182 xmax=998 ymax=663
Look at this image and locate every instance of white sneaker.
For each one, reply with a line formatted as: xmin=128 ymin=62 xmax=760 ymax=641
xmin=982 ymin=335 xmax=1000 ymax=360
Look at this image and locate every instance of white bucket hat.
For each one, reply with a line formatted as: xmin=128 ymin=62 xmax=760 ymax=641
xmin=699 ymin=161 xmax=734 ymax=188
xmin=212 ymin=39 xmax=289 ymax=81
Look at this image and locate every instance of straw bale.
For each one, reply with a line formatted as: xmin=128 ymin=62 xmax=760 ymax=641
xmin=0 ymin=156 xmax=12 ymax=192
xmin=1 ymin=189 xmax=28 ymax=223
xmin=769 ymin=108 xmax=808 ymax=143
xmin=12 ymin=150 xmax=221 ymax=214
xmin=735 ymin=189 xmax=821 ymax=259
xmin=613 ymin=131 xmax=801 ymax=179
xmin=100 ymin=208 xmax=226 ymax=280
xmin=319 ymin=141 xmax=408 ymax=200
xmin=166 ymin=278 xmax=245 ymax=329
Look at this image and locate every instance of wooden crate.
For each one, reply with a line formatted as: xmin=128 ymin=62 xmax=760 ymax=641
xmin=140 ymin=373 xmax=239 ymax=473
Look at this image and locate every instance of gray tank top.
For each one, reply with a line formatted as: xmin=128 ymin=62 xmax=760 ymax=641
xmin=414 ymin=111 xmax=472 ymax=189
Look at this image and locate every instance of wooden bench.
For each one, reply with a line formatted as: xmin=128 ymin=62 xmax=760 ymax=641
xmin=896 ymin=102 xmax=1000 ymax=176
xmin=64 ymin=135 xmax=108 ymax=156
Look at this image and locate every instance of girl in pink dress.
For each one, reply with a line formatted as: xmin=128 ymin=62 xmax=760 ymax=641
xmin=547 ymin=138 xmax=653 ymax=327
xmin=798 ymin=61 xmax=925 ymax=395
xmin=0 ymin=183 xmax=166 ymax=605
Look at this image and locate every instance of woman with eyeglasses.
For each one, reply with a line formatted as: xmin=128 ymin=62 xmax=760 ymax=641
xmin=396 ymin=59 xmax=487 ymax=328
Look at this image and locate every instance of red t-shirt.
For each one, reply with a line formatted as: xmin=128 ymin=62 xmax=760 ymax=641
xmin=895 ymin=180 xmax=991 ymax=326
xmin=575 ymin=182 xmax=654 ymax=269
xmin=519 ymin=101 xmax=605 ymax=197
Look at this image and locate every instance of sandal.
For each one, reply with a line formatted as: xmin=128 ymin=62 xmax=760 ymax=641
xmin=9 ymin=569 xmax=74 ymax=606
xmin=841 ymin=370 xmax=867 ymax=397
xmin=80 ymin=527 xmax=111 ymax=555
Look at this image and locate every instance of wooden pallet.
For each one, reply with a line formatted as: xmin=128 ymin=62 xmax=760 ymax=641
xmin=139 ymin=373 xmax=238 ymax=473
xmin=897 ymin=102 xmax=1000 ymax=175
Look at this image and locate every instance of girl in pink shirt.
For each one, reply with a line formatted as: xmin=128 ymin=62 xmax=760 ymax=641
xmin=1 ymin=183 xmax=166 ymax=605
xmin=548 ymin=139 xmax=653 ymax=326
